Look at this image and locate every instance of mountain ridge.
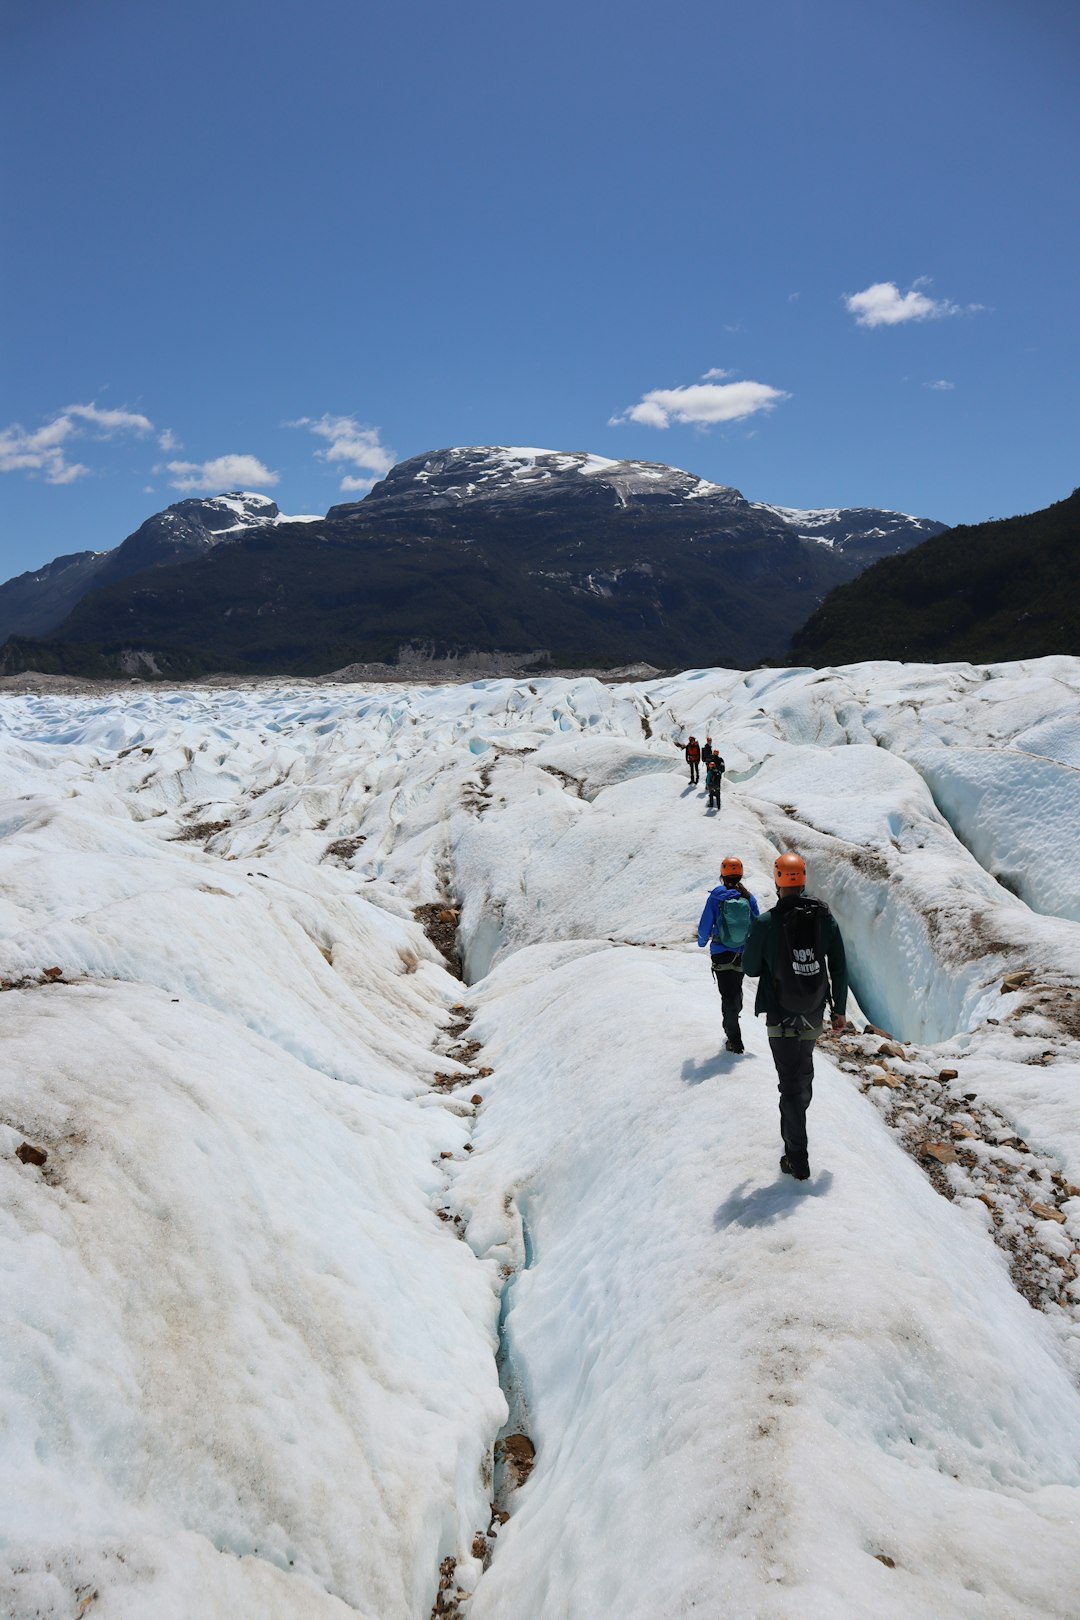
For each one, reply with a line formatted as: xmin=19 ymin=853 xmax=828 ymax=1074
xmin=792 ymin=486 xmax=1080 ymax=665
xmin=0 ymin=447 xmax=945 ymax=677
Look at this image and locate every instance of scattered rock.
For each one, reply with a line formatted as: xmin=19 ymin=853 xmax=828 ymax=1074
xmin=471 ymin=1534 xmax=489 ymax=1562
xmin=430 ymin=1555 xmax=460 ymax=1619
xmin=921 ymin=1142 xmax=959 ymax=1165
xmin=16 ymin=1142 xmax=47 ymax=1166
xmin=451 ymin=1040 xmax=483 ymax=1065
xmin=323 ymin=835 xmax=367 ymax=863
xmin=471 ymin=1094 xmax=484 ymax=1106
xmin=499 ymin=1432 xmax=536 ymax=1489
xmin=874 ymin=1554 xmax=896 ymax=1569
xmin=463 ymin=1143 xmax=474 ymax=1153
xmin=440 ymin=1151 xmax=454 ymax=1160
xmin=1002 ymin=970 xmax=1033 ymax=993
xmin=872 ymin=1070 xmax=904 ymax=1089
xmin=414 ymin=902 xmax=463 ymax=978
xmin=863 ymin=1023 xmax=897 ymax=1040
xmin=938 ymin=1068 xmax=959 ymax=1081
xmin=477 ymin=1066 xmax=494 ymax=1078
xmin=172 ymin=818 xmax=232 ymax=843
xmin=42 ymin=966 xmax=64 ymax=981
xmin=949 ymin=1124 xmax=976 ymax=1140
xmin=1031 ymin=1203 xmax=1066 ymax=1224
xmin=876 ymin=1040 xmax=905 ymax=1059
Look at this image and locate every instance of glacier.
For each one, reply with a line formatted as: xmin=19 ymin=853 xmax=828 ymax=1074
xmin=1 ymin=657 xmax=1079 ymax=1619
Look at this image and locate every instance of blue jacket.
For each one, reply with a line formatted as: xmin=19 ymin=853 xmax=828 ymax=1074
xmin=697 ymin=885 xmax=760 ymax=958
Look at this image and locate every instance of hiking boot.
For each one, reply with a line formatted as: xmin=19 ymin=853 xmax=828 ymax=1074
xmin=725 ymin=1037 xmax=744 ymax=1054
xmin=780 ymin=1154 xmax=811 ymax=1181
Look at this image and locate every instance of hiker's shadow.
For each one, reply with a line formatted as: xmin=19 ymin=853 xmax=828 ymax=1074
xmin=681 ymin=1052 xmax=734 ymax=1085
xmin=713 ymin=1171 xmax=834 ymax=1228
xmin=680 ymin=784 xmax=698 ymax=797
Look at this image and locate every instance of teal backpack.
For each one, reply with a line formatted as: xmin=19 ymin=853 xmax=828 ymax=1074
xmin=712 ymin=895 xmax=753 ymax=951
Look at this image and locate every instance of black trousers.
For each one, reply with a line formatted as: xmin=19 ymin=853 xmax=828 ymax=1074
xmin=711 ymin=963 xmax=744 ymax=1044
xmin=689 ymin=761 xmax=700 ymax=783
xmin=707 ymin=788 xmax=721 ymax=809
xmin=768 ymin=1035 xmax=815 ymax=1160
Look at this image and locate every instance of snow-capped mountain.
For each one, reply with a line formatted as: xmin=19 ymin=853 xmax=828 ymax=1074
xmin=0 ymin=493 xmax=315 ymax=644
xmin=752 ymin=499 xmax=942 ymax=553
xmin=333 ymin=447 xmax=939 ymax=563
xmin=331 ymin=445 xmax=747 ymax=515
xmin=0 ymin=450 xmax=945 ymax=675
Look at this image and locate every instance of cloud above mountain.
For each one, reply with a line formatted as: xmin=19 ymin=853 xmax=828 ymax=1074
xmin=0 ymin=402 xmax=154 ymax=485
xmin=165 ymin=454 xmax=279 ymax=493
xmin=610 ymin=376 xmax=788 ymax=429
xmin=290 ymin=414 xmax=394 ymax=492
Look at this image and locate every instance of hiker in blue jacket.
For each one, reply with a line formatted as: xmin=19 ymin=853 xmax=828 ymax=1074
xmin=697 ymin=855 xmax=760 ymax=1053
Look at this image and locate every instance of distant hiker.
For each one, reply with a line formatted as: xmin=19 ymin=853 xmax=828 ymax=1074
xmin=741 ymin=852 xmax=848 ymax=1181
xmin=682 ymin=735 xmax=701 ymax=784
xmin=705 ymin=755 xmax=724 ymax=811
xmin=697 ymin=856 xmax=760 ymax=1053
xmin=701 ymin=737 xmax=715 ymax=766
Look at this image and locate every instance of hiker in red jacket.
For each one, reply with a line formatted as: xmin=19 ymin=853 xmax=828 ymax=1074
xmin=681 ymin=734 xmax=701 ymax=785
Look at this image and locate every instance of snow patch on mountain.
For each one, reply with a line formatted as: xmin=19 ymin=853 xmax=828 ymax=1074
xmin=752 ymin=500 xmax=941 ymax=549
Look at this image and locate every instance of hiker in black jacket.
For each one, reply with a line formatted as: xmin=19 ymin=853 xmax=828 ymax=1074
xmin=741 ymin=851 xmax=848 ymax=1181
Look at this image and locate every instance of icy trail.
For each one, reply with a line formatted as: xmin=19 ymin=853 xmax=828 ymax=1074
xmin=1 ymin=659 xmax=1079 ymax=1618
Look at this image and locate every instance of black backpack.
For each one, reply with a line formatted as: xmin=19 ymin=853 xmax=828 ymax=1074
xmin=772 ymin=898 xmax=831 ymax=1017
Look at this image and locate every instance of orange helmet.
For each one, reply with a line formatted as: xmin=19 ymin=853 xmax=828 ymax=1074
xmin=720 ymin=856 xmax=743 ymax=880
xmin=774 ymin=852 xmax=806 ymax=889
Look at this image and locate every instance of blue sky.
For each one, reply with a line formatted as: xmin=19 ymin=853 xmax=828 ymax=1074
xmin=2 ymin=0 xmax=1078 ymax=577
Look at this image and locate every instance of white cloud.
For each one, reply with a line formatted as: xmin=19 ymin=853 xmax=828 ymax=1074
xmin=924 ymin=378 xmax=956 ymax=391
xmin=843 ymin=278 xmax=979 ymax=328
xmin=157 ymin=428 xmax=181 ymax=451
xmin=701 ymin=367 xmax=732 ymax=381
xmin=166 ymin=454 xmax=279 ymax=493
xmin=289 ymin=414 xmax=394 ymax=492
xmin=65 ymin=403 xmax=153 ymax=435
xmin=610 ymin=378 xmax=788 ymax=429
xmin=0 ymin=400 xmax=153 ymax=484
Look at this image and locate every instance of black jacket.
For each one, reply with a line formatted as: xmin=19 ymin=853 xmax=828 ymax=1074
xmin=741 ymin=893 xmax=848 ymax=1025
